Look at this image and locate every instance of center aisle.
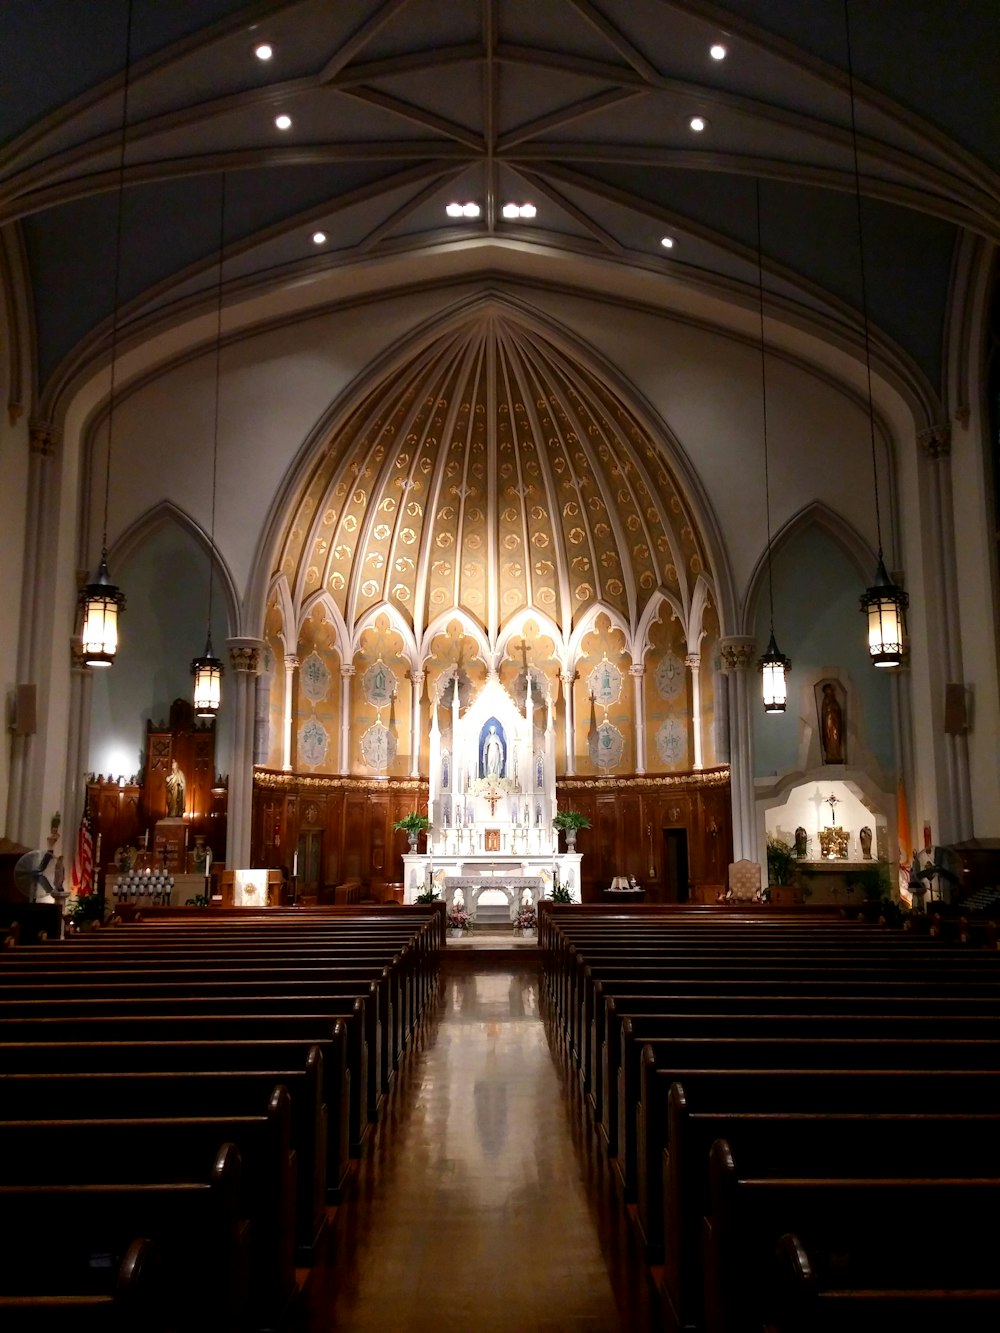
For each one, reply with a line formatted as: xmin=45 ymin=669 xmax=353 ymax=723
xmin=313 ymin=960 xmax=658 ymax=1332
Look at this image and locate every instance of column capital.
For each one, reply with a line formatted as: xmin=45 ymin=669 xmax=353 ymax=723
xmin=227 ymin=638 xmax=265 ymax=675
xmin=411 ymin=670 xmax=426 ymax=687
xmin=684 ymin=653 xmax=701 ymax=670
xmin=28 ymin=420 xmax=60 ymax=457
xmin=70 ymin=638 xmax=91 ymax=672
xmin=628 ymin=663 xmax=645 ymax=678
xmin=559 ymin=669 xmax=575 ymax=684
xmin=283 ymin=654 xmax=298 ymax=670
xmin=917 ymin=423 xmax=951 ymax=458
xmin=340 ymin=665 xmax=356 ymax=679
xmin=719 ymin=636 xmax=757 ymax=672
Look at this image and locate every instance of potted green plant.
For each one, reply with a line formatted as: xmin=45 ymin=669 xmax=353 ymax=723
xmin=552 ymin=809 xmax=591 ymax=850
xmin=766 ymin=835 xmax=801 ymax=905
xmin=70 ymin=892 xmax=107 ymax=932
xmin=549 ymin=882 xmax=572 ymax=904
xmin=393 ymin=812 xmax=430 ymax=851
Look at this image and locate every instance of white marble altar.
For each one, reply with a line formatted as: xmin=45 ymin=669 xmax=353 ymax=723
xmin=401 ymin=659 xmax=582 ymax=908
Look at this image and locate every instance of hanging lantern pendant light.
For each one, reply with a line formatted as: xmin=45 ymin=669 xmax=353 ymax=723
xmin=760 ymin=631 xmax=791 ymax=712
xmin=192 ymin=635 xmax=223 ymax=717
xmin=751 ymin=179 xmax=790 ymax=712
xmin=861 ymin=555 xmax=908 ymax=667
xmin=80 ymin=550 xmax=126 ymax=667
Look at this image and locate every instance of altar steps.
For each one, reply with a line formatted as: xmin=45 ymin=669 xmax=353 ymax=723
xmin=474 ymin=904 xmax=514 ymax=929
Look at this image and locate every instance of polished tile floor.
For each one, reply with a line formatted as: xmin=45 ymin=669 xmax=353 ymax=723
xmin=314 ymin=963 xmax=658 ymax=1332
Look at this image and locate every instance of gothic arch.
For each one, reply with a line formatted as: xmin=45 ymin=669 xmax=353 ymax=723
xmin=110 ymin=499 xmax=240 ymax=639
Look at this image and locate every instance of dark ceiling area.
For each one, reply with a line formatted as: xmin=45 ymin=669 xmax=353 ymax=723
xmin=2 ymin=0 xmax=996 ymax=402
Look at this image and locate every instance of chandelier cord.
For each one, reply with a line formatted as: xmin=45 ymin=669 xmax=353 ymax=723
xmin=102 ymin=0 xmax=134 ymax=556
xmin=207 ymin=172 xmax=227 ymax=643
xmin=844 ymin=0 xmax=884 ymax=563
xmin=755 ymin=177 xmax=776 ymax=634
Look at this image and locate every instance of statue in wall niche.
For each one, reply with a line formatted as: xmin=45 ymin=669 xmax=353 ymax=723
xmin=820 ymin=683 xmax=845 ymax=764
xmin=859 ymin=826 xmax=873 ymax=859
xmin=794 ymin=826 xmax=808 ymax=859
xmin=164 ymin=760 xmax=186 ymax=818
xmin=483 ymin=725 xmax=503 ymax=778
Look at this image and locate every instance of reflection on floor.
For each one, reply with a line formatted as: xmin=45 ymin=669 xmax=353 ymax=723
xmin=312 ymin=962 xmax=659 ymax=1333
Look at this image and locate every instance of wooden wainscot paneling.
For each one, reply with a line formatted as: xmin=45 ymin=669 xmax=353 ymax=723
xmin=251 ymin=771 xmax=427 ymax=898
xmin=557 ymin=767 xmax=731 ymax=903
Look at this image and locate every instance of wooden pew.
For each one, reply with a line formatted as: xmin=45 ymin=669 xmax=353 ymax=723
xmin=0 ymin=1144 xmax=249 ymax=1333
xmin=771 ymin=1232 xmax=1000 ymax=1333
xmin=703 ymin=1138 xmax=1000 ymax=1333
xmin=0 ymin=1238 xmax=165 ymax=1333
xmin=0 ymin=1060 xmax=332 ymax=1245
xmin=0 ymin=1036 xmax=341 ymax=1239
xmin=0 ymin=1007 xmax=364 ymax=1155
xmin=0 ymin=1089 xmax=295 ymax=1327
xmin=616 ymin=1018 xmax=1000 ymax=1199
xmin=658 ymin=1078 xmax=1000 ymax=1329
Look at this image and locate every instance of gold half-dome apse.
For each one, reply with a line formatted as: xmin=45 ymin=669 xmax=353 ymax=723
xmin=280 ymin=310 xmax=711 ymax=643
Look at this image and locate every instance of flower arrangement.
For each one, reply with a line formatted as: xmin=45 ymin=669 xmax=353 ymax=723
xmin=549 ymin=882 xmax=572 ymax=904
xmin=447 ymin=907 xmax=473 ymax=932
xmin=415 ymin=887 xmax=440 ymax=904
xmin=468 ymin=774 xmax=518 ymax=797
xmin=513 ymin=904 xmax=537 ymax=932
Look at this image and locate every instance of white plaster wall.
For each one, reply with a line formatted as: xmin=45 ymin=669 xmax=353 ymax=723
xmin=765 ymin=779 xmax=887 ymax=863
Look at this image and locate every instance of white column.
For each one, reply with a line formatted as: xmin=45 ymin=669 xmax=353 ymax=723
xmin=282 ymin=654 xmax=297 ymax=771
xmin=339 ymin=666 xmax=355 ymax=775
xmin=561 ymin=670 xmax=575 ymax=775
xmin=7 ymin=423 xmax=57 ymax=842
xmin=720 ymin=636 xmax=756 ymax=861
xmin=919 ymin=425 xmax=972 ymax=840
xmin=630 ymin=663 xmax=646 ymax=775
xmin=410 ymin=670 xmax=425 ymax=778
xmin=226 ymin=638 xmax=263 ymax=870
xmin=686 ymin=653 xmax=703 ymax=770
xmin=254 ymin=669 xmax=271 ymax=766
xmin=62 ymin=645 xmax=94 ymax=841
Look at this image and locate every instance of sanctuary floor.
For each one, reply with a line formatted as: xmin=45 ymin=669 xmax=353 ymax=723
xmin=310 ymin=956 xmax=659 ymax=1332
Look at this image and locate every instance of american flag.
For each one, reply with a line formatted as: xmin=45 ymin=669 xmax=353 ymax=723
xmin=71 ymin=804 xmax=94 ymax=896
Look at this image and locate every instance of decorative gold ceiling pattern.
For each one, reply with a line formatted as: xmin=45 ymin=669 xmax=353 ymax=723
xmin=281 ymin=311 xmax=710 ymax=642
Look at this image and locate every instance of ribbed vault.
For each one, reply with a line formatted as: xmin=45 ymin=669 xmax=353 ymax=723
xmin=279 ymin=308 xmax=713 ymax=647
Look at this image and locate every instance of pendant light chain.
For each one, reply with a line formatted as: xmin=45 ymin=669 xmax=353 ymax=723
xmin=191 ymin=171 xmax=227 ymax=717
xmin=755 ymin=177 xmax=776 ymax=635
xmin=846 ymin=0 xmax=908 ymax=667
xmin=207 ymin=172 xmax=227 ymax=643
xmin=754 ymin=177 xmax=790 ymax=712
xmin=843 ymin=0 xmax=884 ymax=562
xmin=101 ymin=0 xmax=134 ymax=557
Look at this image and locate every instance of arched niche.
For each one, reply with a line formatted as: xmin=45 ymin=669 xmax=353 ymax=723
xmin=90 ymin=509 xmax=234 ymax=780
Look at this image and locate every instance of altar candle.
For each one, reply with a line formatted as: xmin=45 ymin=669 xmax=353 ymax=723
xmin=293 ymin=851 xmax=298 ymax=877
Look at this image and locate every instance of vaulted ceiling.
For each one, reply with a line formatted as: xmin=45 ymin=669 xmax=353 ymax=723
xmin=2 ymin=0 xmax=996 ymax=407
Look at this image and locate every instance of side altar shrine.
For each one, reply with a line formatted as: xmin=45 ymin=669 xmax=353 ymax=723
xmin=402 ymin=657 xmax=580 ymax=918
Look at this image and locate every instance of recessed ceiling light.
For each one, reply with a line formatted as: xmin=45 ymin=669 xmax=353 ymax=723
xmin=519 ymin=203 xmax=536 ymax=219
xmin=462 ymin=202 xmax=480 ymax=218
xmin=502 ymin=203 xmax=519 ymax=220
xmin=275 ymin=113 xmax=292 ymax=130
xmin=312 ymin=231 xmax=326 ymax=245
xmin=254 ymin=43 xmax=273 ymax=61
xmin=689 ymin=116 xmax=707 ymax=132
xmin=445 ymin=203 xmax=464 ymax=218
xmin=502 ymin=202 xmax=537 ymax=219
xmin=709 ymin=43 xmax=727 ymax=61
xmin=660 ymin=236 xmax=675 ymax=249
